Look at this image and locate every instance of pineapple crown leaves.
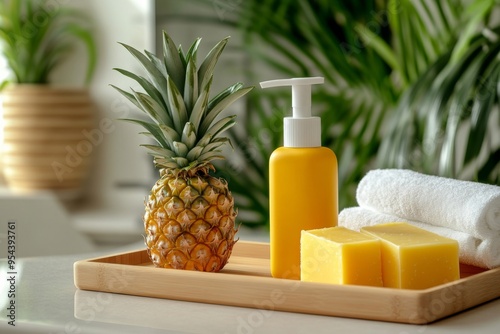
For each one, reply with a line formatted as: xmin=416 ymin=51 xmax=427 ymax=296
xmin=112 ymin=31 xmax=253 ymax=171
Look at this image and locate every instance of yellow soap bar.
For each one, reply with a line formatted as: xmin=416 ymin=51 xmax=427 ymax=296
xmin=300 ymin=227 xmax=383 ymax=287
xmin=361 ymin=222 xmax=460 ymax=290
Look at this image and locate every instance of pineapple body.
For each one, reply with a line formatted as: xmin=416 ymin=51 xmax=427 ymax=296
xmin=145 ymin=168 xmax=237 ymax=271
xmin=114 ymin=31 xmax=252 ymax=272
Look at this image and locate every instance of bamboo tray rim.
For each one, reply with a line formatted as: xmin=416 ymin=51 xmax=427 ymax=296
xmin=74 ymin=241 xmax=500 ymax=325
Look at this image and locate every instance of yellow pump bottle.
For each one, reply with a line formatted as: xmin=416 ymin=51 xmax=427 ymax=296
xmin=261 ymin=77 xmax=338 ymax=279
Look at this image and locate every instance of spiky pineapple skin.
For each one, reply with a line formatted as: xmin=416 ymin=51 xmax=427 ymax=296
xmin=144 ymin=169 xmax=238 ymax=271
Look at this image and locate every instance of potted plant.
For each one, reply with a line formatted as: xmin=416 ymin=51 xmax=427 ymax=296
xmin=0 ymin=0 xmax=97 ymax=200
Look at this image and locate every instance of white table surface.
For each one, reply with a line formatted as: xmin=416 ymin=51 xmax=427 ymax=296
xmin=1 ymin=235 xmax=500 ymax=334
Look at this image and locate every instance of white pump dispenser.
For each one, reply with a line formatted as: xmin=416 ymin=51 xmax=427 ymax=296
xmin=260 ymin=77 xmax=324 ymax=147
xmin=260 ymin=76 xmax=338 ymax=279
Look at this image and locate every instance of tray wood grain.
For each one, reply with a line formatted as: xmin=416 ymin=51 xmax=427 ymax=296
xmin=74 ymin=241 xmax=500 ymax=324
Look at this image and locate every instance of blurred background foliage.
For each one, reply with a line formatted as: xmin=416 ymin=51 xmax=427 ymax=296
xmin=184 ymin=0 xmax=500 ymax=228
xmin=0 ymin=0 xmax=96 ymax=88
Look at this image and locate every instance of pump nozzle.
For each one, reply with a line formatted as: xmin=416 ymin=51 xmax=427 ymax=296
xmin=260 ymin=77 xmax=324 ymax=118
xmin=260 ymin=77 xmax=324 ymax=147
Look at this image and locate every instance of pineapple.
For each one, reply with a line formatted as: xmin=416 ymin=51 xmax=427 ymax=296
xmin=112 ymin=32 xmax=253 ymax=271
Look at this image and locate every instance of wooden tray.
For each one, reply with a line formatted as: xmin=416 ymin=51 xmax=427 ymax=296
xmin=74 ymin=241 xmax=500 ymax=324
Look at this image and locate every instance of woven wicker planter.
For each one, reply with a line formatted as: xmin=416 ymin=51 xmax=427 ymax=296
xmin=1 ymin=85 xmax=96 ymax=200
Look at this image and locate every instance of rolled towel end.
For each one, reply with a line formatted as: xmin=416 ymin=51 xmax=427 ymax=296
xmin=356 ymin=169 xmax=500 ymax=240
xmin=477 ymin=240 xmax=500 ymax=269
xmin=485 ymin=195 xmax=500 ymax=232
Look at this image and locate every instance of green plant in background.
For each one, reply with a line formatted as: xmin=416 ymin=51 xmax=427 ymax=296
xmin=169 ymin=0 xmax=500 ymax=228
xmin=377 ymin=0 xmax=500 ymax=183
xmin=0 ymin=0 xmax=96 ymax=89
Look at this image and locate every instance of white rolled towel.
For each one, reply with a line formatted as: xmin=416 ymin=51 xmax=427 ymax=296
xmin=356 ymin=169 xmax=500 ymax=240
xmin=339 ymin=207 xmax=500 ymax=269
